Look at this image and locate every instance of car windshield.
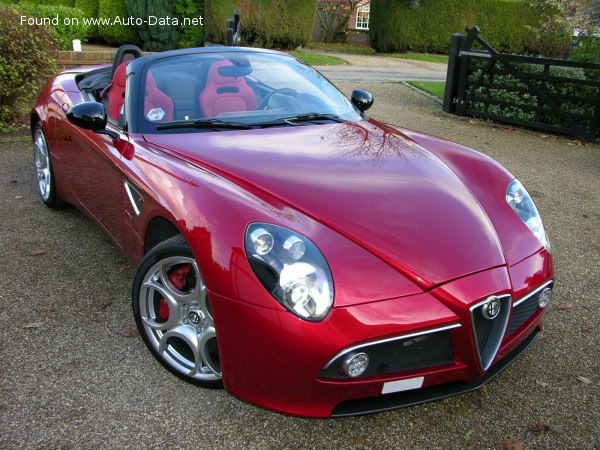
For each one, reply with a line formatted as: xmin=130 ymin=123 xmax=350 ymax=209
xmin=140 ymin=51 xmax=362 ymax=132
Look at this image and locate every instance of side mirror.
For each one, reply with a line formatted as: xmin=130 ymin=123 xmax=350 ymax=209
xmin=351 ymin=89 xmax=374 ymax=113
xmin=66 ymin=102 xmax=118 ymax=139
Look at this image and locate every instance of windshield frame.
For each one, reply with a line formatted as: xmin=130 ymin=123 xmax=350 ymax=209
xmin=129 ymin=48 xmax=364 ymax=134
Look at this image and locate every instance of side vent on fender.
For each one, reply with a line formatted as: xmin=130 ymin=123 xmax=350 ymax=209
xmin=124 ymin=181 xmax=144 ymax=216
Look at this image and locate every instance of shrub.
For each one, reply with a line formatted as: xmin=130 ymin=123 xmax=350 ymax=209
xmin=0 ymin=6 xmax=58 ymax=122
xmin=75 ymin=0 xmax=99 ymax=39
xmin=177 ymin=0 xmax=204 ymax=48
xmin=569 ymin=35 xmax=600 ymax=81
xmin=12 ymin=0 xmax=76 ymax=5
xmin=205 ymin=0 xmax=316 ymax=49
xmin=370 ymin=0 xmax=542 ymax=54
xmin=124 ymin=0 xmax=180 ymax=51
xmin=13 ymin=3 xmax=90 ymax=50
xmin=98 ymin=0 xmax=139 ymax=45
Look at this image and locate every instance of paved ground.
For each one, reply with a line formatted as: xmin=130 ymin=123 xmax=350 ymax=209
xmin=1 ymin=83 xmax=598 ymax=448
xmin=316 ymin=53 xmax=447 ymax=82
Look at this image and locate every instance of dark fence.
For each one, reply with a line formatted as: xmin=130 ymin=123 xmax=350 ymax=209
xmin=443 ymin=27 xmax=600 ymax=142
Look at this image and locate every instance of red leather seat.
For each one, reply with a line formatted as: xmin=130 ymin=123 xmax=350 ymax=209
xmin=199 ymin=60 xmax=257 ymax=117
xmin=144 ymin=70 xmax=174 ymax=123
xmin=101 ymin=62 xmax=128 ymax=123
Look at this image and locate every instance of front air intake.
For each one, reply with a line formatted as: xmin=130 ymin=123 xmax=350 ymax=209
xmin=319 ymin=324 xmax=459 ymax=380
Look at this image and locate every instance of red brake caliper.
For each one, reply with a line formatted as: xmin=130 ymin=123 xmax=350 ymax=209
xmin=157 ymin=264 xmax=193 ymax=322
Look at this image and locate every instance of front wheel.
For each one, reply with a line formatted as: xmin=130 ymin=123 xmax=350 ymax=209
xmin=132 ymin=235 xmax=223 ymax=388
xmin=33 ymin=122 xmax=65 ymax=208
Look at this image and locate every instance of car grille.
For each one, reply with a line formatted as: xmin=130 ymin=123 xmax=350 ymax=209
xmin=507 ymin=293 xmax=539 ymax=335
xmin=507 ymin=282 xmax=553 ymax=336
xmin=318 ymin=326 xmax=457 ymax=380
xmin=470 ymin=294 xmax=511 ymax=370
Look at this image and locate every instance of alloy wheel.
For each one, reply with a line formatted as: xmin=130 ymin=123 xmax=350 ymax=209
xmin=34 ymin=127 xmax=51 ymax=201
xmin=138 ymin=256 xmax=221 ymax=381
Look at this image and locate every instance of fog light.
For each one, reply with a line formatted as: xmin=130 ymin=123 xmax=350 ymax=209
xmin=538 ymin=287 xmax=552 ymax=308
xmin=342 ymin=352 xmax=369 ymax=378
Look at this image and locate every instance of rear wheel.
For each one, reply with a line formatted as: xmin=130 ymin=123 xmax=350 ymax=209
xmin=132 ymin=235 xmax=223 ymax=388
xmin=33 ymin=122 xmax=65 ymax=208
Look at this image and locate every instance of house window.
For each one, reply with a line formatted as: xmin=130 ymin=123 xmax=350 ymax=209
xmin=355 ymin=4 xmax=370 ymax=30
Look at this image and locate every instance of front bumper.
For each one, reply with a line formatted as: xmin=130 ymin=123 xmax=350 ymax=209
xmin=332 ymin=327 xmax=540 ymax=417
xmin=210 ymin=249 xmax=553 ymax=417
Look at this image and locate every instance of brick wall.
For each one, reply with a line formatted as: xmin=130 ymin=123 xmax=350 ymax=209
xmin=57 ymin=51 xmax=115 ymax=70
xmin=56 ymin=50 xmax=153 ymax=71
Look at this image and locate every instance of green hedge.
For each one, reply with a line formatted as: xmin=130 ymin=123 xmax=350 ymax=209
xmin=206 ymin=0 xmax=316 ymax=49
xmin=570 ymin=36 xmax=600 ymax=81
xmin=177 ymin=0 xmax=204 ymax=48
xmin=123 ymin=0 xmax=205 ymax=50
xmin=9 ymin=0 xmax=76 ymax=5
xmin=0 ymin=6 xmax=58 ymax=123
xmin=13 ymin=3 xmax=90 ymax=50
xmin=125 ymin=0 xmax=180 ymax=51
xmin=370 ymin=0 xmax=541 ymax=54
xmin=75 ymin=0 xmax=98 ymax=38
xmin=98 ymin=0 xmax=139 ymax=45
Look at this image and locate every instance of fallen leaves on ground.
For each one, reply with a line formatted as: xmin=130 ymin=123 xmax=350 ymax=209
xmin=121 ymin=329 xmax=139 ymax=337
xmin=28 ymin=248 xmax=49 ymax=256
xmin=529 ymin=422 xmax=565 ymax=434
xmin=535 ymin=380 xmax=549 ymax=387
xmin=556 ymin=303 xmax=573 ymax=311
xmin=478 ymin=384 xmax=489 ymax=393
xmin=581 ymin=324 xmax=593 ymax=334
xmin=577 ymin=376 xmax=592 ymax=384
xmin=14 ymin=195 xmax=23 ymax=199
xmin=496 ymin=439 xmax=526 ymax=450
xmin=23 ymin=322 xmax=44 ymax=329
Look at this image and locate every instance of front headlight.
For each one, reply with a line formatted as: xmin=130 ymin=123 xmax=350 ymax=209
xmin=506 ymin=179 xmax=551 ymax=252
xmin=245 ymin=223 xmax=334 ymax=321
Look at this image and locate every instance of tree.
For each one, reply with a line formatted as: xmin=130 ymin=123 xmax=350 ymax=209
xmin=530 ymin=0 xmax=600 ymax=57
xmin=124 ymin=0 xmax=181 ymax=51
xmin=317 ymin=0 xmax=362 ymax=43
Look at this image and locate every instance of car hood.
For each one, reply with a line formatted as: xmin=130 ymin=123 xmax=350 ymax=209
xmin=144 ymin=120 xmax=505 ymax=288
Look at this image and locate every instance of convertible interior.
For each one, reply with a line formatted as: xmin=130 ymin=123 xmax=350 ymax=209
xmin=75 ymin=45 xmax=329 ymax=127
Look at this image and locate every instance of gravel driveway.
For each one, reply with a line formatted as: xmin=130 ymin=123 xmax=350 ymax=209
xmin=316 ymin=53 xmax=447 ymax=82
xmin=0 ymin=83 xmax=598 ymax=448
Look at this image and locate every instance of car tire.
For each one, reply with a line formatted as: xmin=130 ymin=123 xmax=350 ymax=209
xmin=132 ymin=235 xmax=223 ymax=388
xmin=33 ymin=122 xmax=66 ymax=208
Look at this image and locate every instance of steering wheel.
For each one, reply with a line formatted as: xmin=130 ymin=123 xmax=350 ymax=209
xmin=258 ymin=88 xmax=298 ymax=110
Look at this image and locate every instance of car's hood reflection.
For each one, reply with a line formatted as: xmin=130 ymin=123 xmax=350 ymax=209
xmin=145 ymin=120 xmax=505 ymax=286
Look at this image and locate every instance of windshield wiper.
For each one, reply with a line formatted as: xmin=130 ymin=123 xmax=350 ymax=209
xmin=156 ymin=119 xmax=254 ymax=131
xmin=258 ymin=113 xmax=346 ymax=127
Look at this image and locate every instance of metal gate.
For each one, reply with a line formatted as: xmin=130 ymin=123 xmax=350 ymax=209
xmin=443 ymin=27 xmax=600 ymax=142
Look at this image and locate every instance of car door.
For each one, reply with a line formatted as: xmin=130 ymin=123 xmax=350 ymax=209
xmin=58 ymin=90 xmax=127 ymax=251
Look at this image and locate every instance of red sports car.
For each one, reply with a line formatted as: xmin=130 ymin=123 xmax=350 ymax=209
xmin=31 ymin=45 xmax=554 ymax=417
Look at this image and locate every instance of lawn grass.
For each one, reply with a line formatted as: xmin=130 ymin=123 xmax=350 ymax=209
xmin=305 ymin=42 xmax=448 ymax=64
xmin=406 ymin=81 xmax=447 ymax=99
xmin=305 ymin=42 xmax=377 ymax=55
xmin=390 ymin=53 xmax=449 ymax=64
xmin=289 ymin=51 xmax=347 ymax=66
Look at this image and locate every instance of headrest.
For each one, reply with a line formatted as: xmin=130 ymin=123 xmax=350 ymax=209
xmin=208 ymin=60 xmax=252 ymax=85
xmin=113 ymin=62 xmax=128 ymax=88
